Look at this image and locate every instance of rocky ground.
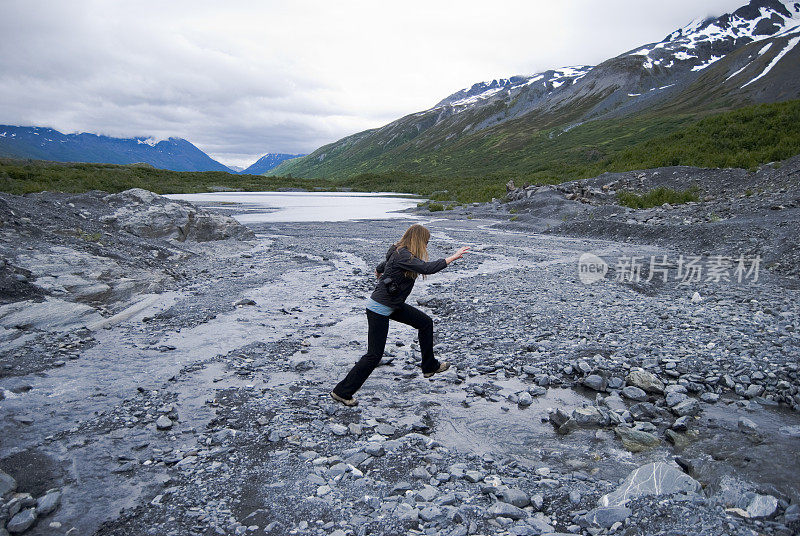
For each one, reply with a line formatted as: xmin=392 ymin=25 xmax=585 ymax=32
xmin=0 ymin=161 xmax=799 ymax=536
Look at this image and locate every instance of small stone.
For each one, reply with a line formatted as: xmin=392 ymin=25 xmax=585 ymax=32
xmin=411 ymin=467 xmax=430 ymax=479
xmin=784 ymin=503 xmax=800 ymax=522
xmin=581 ymin=506 xmax=632 ymax=528
xmin=415 ymin=485 xmax=438 ymax=502
xmin=691 ymin=292 xmax=702 ymax=303
xmin=487 ymin=501 xmax=527 ymax=520
xmin=744 ymin=384 xmax=764 ymax=399
xmin=672 ymin=398 xmax=701 ymax=417
xmin=464 ymin=471 xmax=484 ymax=483
xmin=517 ymin=392 xmax=533 ymax=407
xmin=528 ymin=385 xmax=547 ymax=397
xmin=738 ymin=417 xmax=758 ymax=433
xmin=666 ymin=392 xmax=688 ymax=407
xmin=155 ymin=415 xmax=173 ymax=430
xmin=364 ymin=443 xmax=385 ymax=457
xmin=621 ymin=386 xmax=648 ymax=401
xmin=348 ymin=423 xmax=362 ymax=435
xmin=582 ymin=375 xmax=606 ymax=391
xmin=700 ymin=392 xmax=719 ymax=403
xmin=419 ymin=505 xmax=442 ymax=522
xmin=36 ymin=491 xmax=62 ymax=515
xmin=671 ymin=416 xmax=691 ymax=431
xmin=498 ymin=488 xmax=529 ymax=508
xmin=626 ymin=370 xmax=665 ymax=394
xmin=614 ymin=426 xmax=660 ymax=452
xmin=329 ymin=423 xmax=348 ymax=436
xmin=746 ymin=494 xmax=778 ymax=518
xmin=7 ymin=508 xmax=36 ymax=533
xmin=665 ymin=429 xmax=695 ymax=449
xmin=375 ymin=423 xmax=396 ymax=436
xmin=395 ymin=503 xmax=419 ymax=525
xmin=390 ymin=482 xmax=414 ymax=495
xmin=0 ymin=469 xmax=17 ymax=496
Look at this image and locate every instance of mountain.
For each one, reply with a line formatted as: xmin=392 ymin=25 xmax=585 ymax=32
xmin=241 ymin=153 xmax=305 ymax=175
xmin=227 ymin=165 xmax=246 ymax=173
xmin=0 ymin=126 xmax=231 ymax=172
xmin=272 ymin=0 xmax=800 ymax=181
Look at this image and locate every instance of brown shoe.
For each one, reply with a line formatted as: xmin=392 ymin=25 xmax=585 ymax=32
xmin=330 ymin=391 xmax=358 ymax=407
xmin=424 ymin=361 xmax=450 ymax=378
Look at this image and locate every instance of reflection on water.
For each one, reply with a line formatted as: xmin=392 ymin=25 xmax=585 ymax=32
xmin=165 ymin=191 xmax=423 ymax=223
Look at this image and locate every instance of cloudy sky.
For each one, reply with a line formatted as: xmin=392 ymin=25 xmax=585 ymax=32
xmin=1 ymin=0 xmax=746 ymax=168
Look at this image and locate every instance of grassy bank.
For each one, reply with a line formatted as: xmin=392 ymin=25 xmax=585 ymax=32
xmin=0 ymin=159 xmax=332 ymax=196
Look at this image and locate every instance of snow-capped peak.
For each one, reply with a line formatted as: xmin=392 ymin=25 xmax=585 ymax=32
xmin=627 ymin=0 xmax=800 ymax=73
xmin=436 ymin=66 xmax=594 ymax=109
xmin=136 ymin=137 xmax=165 ymax=147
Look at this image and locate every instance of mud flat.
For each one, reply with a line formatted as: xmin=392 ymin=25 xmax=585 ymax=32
xmin=0 ymin=183 xmax=799 ymax=536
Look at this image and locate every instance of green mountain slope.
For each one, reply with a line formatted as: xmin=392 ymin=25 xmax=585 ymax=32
xmin=272 ymin=13 xmax=800 ymax=186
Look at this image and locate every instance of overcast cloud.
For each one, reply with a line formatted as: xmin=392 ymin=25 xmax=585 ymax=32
xmin=1 ymin=0 xmax=745 ymax=167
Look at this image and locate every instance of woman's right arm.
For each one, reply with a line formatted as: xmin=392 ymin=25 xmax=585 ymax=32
xmin=396 ymin=254 xmax=447 ymax=275
xmin=445 ymin=246 xmax=470 ymax=265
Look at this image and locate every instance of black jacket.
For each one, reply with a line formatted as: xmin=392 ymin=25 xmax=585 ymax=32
xmin=371 ymin=244 xmax=447 ymax=308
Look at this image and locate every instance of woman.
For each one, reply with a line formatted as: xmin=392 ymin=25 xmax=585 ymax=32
xmin=331 ymin=224 xmax=470 ymax=406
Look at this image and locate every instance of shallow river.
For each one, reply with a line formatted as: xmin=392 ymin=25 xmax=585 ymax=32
xmin=165 ymin=191 xmax=423 ymax=223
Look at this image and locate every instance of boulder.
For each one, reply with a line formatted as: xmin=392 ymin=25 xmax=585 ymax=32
xmin=101 ymin=189 xmax=254 ymax=242
xmin=599 ymin=462 xmax=702 ymax=507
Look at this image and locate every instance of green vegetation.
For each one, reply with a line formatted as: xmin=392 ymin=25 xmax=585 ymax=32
xmin=597 ymin=100 xmax=800 ymax=172
xmin=427 ymin=202 xmax=444 ymax=212
xmin=2 ymin=100 xmax=799 ymax=204
xmin=0 ymin=159 xmax=332 ymax=195
xmin=616 ymin=186 xmax=700 ymax=209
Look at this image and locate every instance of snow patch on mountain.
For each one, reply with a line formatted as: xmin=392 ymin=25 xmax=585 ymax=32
xmin=742 ymin=29 xmax=800 ymax=86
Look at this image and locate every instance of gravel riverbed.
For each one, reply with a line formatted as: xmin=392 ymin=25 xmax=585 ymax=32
xmin=0 ymin=172 xmax=799 ymax=536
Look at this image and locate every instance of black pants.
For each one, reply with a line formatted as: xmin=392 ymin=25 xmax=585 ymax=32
xmin=333 ymin=303 xmax=439 ymax=399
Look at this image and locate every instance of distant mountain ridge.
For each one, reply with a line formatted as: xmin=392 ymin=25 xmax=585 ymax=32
xmin=0 ymin=126 xmax=231 ymax=172
xmin=240 ymin=153 xmax=305 ymax=175
xmin=272 ymin=0 xmax=800 ymax=180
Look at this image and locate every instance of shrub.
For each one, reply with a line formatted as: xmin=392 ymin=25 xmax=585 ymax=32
xmin=428 ymin=203 xmax=444 ymax=212
xmin=617 ymin=186 xmax=700 ymax=209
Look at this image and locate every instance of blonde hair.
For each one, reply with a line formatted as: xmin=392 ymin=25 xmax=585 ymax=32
xmin=395 ymin=224 xmax=430 ymax=280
